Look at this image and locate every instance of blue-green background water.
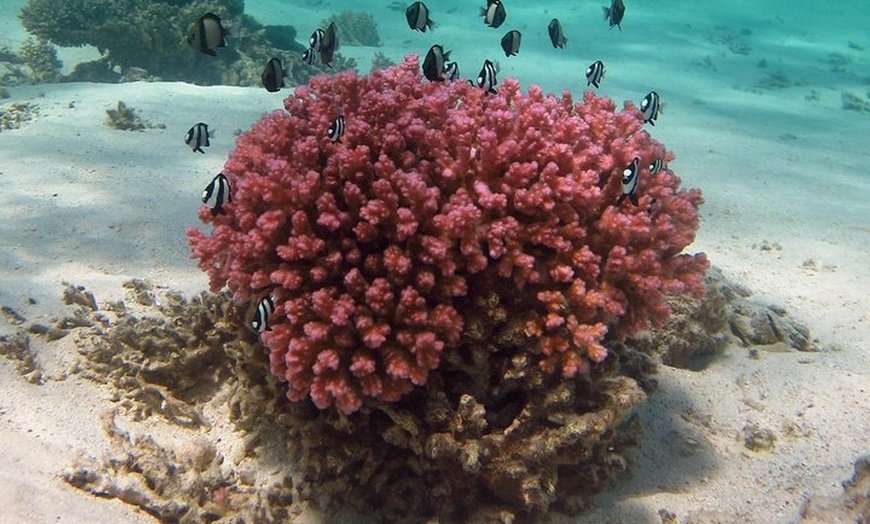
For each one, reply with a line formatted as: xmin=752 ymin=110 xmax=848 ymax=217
xmin=0 ymin=1 xmax=868 ymax=523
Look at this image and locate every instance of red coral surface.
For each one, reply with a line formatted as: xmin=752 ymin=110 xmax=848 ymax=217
xmin=187 ymin=55 xmax=708 ymax=413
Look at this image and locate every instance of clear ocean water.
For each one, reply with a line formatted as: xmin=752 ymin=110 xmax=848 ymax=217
xmin=1 ymin=0 xmax=868 ymax=522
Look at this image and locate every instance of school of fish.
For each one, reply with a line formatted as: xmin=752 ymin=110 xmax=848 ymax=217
xmin=183 ymin=1 xmax=664 ymax=333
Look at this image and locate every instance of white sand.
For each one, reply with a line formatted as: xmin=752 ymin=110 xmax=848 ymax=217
xmin=1 ymin=0 xmax=868 ymax=522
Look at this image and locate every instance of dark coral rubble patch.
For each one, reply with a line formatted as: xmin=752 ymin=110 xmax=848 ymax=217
xmin=629 ymin=267 xmax=818 ymax=372
xmin=4 ymin=268 xmax=822 ymax=522
xmin=40 ymin=280 xmax=651 ymax=522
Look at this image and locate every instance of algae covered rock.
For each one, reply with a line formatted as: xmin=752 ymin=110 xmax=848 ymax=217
xmin=20 ymin=0 xmax=244 ymax=82
xmin=18 ymin=0 xmax=356 ymax=85
xmin=19 ymin=37 xmax=62 ymax=82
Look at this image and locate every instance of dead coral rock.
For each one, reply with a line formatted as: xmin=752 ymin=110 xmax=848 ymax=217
xmin=1 ymin=305 xmax=27 ymax=324
xmin=240 ymin=319 xmax=651 ymax=522
xmin=62 ymin=410 xmax=296 ymax=524
xmin=631 ymin=266 xmax=817 ymax=371
xmin=62 ymin=283 xmax=98 ymax=311
xmin=70 ymin=283 xmax=238 ymax=426
xmin=0 ymin=331 xmax=44 ymax=384
xmin=62 ymin=279 xmax=655 ymax=523
xmin=105 ymin=100 xmax=161 ymax=131
xmin=798 ymin=453 xmax=870 ymax=523
xmin=0 ymin=101 xmax=38 ymax=131
xmin=742 ymin=424 xmax=777 ymax=451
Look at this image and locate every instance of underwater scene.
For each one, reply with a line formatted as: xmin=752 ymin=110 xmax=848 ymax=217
xmin=0 ymin=0 xmax=867 ymax=523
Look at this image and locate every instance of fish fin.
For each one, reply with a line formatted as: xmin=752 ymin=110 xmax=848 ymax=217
xmin=218 ymin=38 xmax=228 ymax=48
xmin=426 ymin=19 xmax=435 ymax=32
xmin=202 ymin=48 xmax=217 ymax=56
xmin=602 ymin=6 xmax=610 ymax=19
xmin=210 ymin=207 xmax=220 ymax=217
xmin=195 ymin=147 xmax=204 ymax=154
xmin=630 ymin=194 xmax=639 ymax=206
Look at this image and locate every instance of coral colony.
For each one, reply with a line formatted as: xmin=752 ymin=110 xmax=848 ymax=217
xmin=188 ymin=55 xmax=709 ymax=415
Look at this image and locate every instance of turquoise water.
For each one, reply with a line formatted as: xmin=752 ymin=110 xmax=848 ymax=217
xmin=1 ymin=1 xmax=868 ymax=523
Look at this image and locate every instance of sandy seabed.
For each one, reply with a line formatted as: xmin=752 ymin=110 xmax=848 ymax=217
xmin=1 ymin=0 xmax=868 ymax=522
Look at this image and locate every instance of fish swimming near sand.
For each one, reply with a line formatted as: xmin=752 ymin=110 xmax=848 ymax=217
xmin=185 ymin=122 xmax=212 ymax=153
xmin=261 ymin=58 xmax=289 ymax=92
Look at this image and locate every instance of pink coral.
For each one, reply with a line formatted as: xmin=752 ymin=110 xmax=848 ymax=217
xmin=187 ymin=54 xmax=708 ymax=414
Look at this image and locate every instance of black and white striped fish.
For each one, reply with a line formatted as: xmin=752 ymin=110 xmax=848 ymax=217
xmin=201 ymin=172 xmax=231 ymax=216
xmin=422 ymin=44 xmax=450 ymax=81
xmin=327 ymin=115 xmax=345 ymax=142
xmin=480 ymin=0 xmax=506 ymax=29
xmin=585 ymin=60 xmax=605 ymax=89
xmin=649 ymin=158 xmax=663 ymax=174
xmin=443 ymin=61 xmax=460 ymax=81
xmin=500 ymin=29 xmax=521 ymax=57
xmin=603 ymin=0 xmax=626 ymax=31
xmin=251 ymin=295 xmax=274 ymax=332
xmin=617 ymin=157 xmax=640 ymax=206
xmin=185 ymin=122 xmax=212 ymax=154
xmin=640 ymin=91 xmax=661 ymax=125
xmin=476 ymin=59 xmax=499 ymax=94
xmin=301 ymin=47 xmax=316 ymax=65
xmin=548 ymin=18 xmax=566 ymax=49
xmin=309 ymin=28 xmax=325 ymax=52
xmin=406 ymin=2 xmax=435 ymax=32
